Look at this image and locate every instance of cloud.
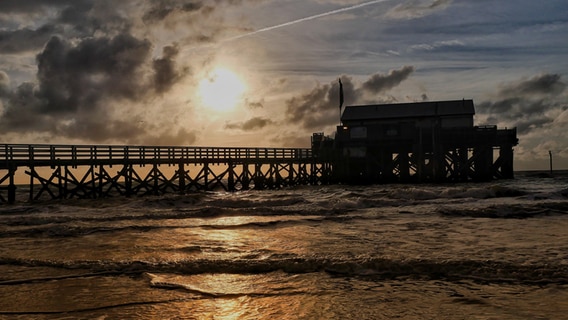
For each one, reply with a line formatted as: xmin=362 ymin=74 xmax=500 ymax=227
xmin=477 ymin=73 xmax=567 ymax=134
xmin=0 ymin=0 xmax=268 ymax=144
xmin=499 ymin=74 xmax=566 ymax=97
xmin=225 ymin=117 xmax=274 ymax=131
xmin=269 ymin=132 xmax=312 ymax=148
xmin=0 ymin=1 xmax=132 ymax=43
xmin=285 ymin=77 xmax=349 ymax=131
xmin=242 ymin=98 xmax=265 ymax=110
xmin=386 ymin=0 xmax=453 ymax=19
xmin=0 ymin=32 xmax=194 ymax=144
xmin=361 ymin=65 xmax=415 ymax=94
xmin=410 ymin=39 xmax=465 ymax=52
xmin=0 ymin=0 xmax=260 ymax=61
xmin=36 ymin=34 xmax=151 ymax=111
xmin=0 ymin=0 xmax=77 ymax=15
xmin=142 ymin=1 xmax=209 ymax=24
xmin=285 ymin=66 xmax=416 ymax=131
xmin=153 ymin=43 xmax=186 ymax=94
xmin=0 ymin=25 xmax=63 ymax=54
xmin=141 ymin=0 xmax=262 ymax=45
xmin=0 ymin=70 xmax=9 ymax=96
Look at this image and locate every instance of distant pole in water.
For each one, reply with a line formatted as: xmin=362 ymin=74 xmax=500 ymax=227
xmin=549 ymin=150 xmax=553 ymax=176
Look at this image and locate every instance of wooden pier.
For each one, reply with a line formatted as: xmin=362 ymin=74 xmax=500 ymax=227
xmin=0 ymin=144 xmax=331 ymax=204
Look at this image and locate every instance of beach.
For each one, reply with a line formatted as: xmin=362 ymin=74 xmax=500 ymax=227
xmin=0 ymin=171 xmax=567 ymax=319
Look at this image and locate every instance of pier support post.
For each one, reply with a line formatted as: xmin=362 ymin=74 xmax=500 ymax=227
xmin=124 ymin=165 xmax=132 ymax=197
xmin=57 ymin=166 xmax=63 ymax=200
xmin=228 ymin=162 xmax=235 ymax=191
xmin=203 ymin=163 xmax=209 ymax=190
xmin=458 ymin=147 xmax=469 ymax=181
xmin=288 ymin=163 xmax=294 ymax=186
xmin=98 ymin=165 xmax=103 ymax=198
xmin=242 ymin=164 xmax=250 ymax=190
xmin=253 ymin=163 xmax=264 ymax=190
xmin=178 ymin=162 xmax=186 ymax=194
xmin=29 ymin=166 xmax=34 ymax=203
xmin=473 ymin=146 xmax=493 ymax=181
xmin=500 ymin=145 xmax=514 ymax=179
xmin=399 ymin=152 xmax=410 ymax=182
xmin=152 ymin=163 xmax=160 ymax=195
xmin=8 ymin=165 xmax=16 ymax=204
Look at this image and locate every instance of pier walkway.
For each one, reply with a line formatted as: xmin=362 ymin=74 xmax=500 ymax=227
xmin=0 ymin=144 xmax=331 ymax=204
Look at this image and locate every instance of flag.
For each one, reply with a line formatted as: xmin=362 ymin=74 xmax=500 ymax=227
xmin=339 ymin=78 xmax=344 ymax=111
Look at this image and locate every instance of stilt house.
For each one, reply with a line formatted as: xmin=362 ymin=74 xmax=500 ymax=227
xmin=312 ymin=99 xmax=518 ymax=183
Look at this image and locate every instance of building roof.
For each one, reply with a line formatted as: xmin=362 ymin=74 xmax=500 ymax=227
xmin=341 ymin=99 xmax=475 ymax=122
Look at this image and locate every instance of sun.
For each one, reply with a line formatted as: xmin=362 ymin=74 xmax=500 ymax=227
xmin=198 ymin=68 xmax=246 ymax=112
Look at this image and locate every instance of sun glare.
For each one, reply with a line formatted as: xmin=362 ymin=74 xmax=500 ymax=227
xmin=198 ymin=68 xmax=246 ymax=112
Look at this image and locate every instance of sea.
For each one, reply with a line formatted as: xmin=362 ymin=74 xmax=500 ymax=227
xmin=0 ymin=171 xmax=567 ymax=319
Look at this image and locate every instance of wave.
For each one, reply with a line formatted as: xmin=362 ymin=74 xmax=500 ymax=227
xmin=2 ymin=181 xmax=563 ymax=222
xmin=0 ymin=214 xmax=363 ymax=238
xmin=438 ymin=201 xmax=568 ymax=219
xmin=0 ymin=203 xmax=355 ymax=228
xmin=385 ymin=184 xmax=527 ymax=201
xmin=1 ymin=255 xmax=566 ymax=286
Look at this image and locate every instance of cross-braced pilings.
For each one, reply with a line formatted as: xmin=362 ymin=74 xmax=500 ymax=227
xmin=0 ymin=145 xmax=331 ymax=204
xmin=330 ymin=126 xmax=518 ymax=183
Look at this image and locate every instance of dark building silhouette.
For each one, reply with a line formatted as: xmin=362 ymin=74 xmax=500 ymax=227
xmin=312 ymin=99 xmax=518 ymax=183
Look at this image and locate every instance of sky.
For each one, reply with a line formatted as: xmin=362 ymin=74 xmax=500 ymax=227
xmin=0 ymin=0 xmax=567 ymax=170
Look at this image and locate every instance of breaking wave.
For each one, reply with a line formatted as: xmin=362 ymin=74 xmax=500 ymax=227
xmin=1 ymin=255 xmax=566 ymax=286
xmin=438 ymin=201 xmax=568 ymax=219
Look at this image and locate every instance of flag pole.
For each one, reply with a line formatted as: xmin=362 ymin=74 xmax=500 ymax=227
xmin=339 ymin=78 xmax=344 ymax=125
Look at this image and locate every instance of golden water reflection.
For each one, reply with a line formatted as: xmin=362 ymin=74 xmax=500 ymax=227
xmin=160 ymin=273 xmax=269 ymax=319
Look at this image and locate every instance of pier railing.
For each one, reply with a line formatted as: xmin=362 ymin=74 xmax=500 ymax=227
xmin=1 ymin=144 xmax=313 ymax=167
xmin=0 ymin=144 xmax=331 ymax=203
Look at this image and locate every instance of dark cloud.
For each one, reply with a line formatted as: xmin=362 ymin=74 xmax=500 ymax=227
xmin=515 ymin=116 xmax=555 ymax=135
xmin=60 ymin=2 xmax=132 ymax=36
xmin=285 ymin=66 xmax=415 ymax=131
xmin=0 ymin=25 xmax=62 ymax=54
xmin=153 ymin=44 xmax=186 ymax=94
xmin=0 ymin=1 xmax=132 ymax=56
xmin=361 ymin=65 xmax=415 ymax=94
xmin=478 ymin=73 xmax=567 ymax=134
xmin=0 ymin=0 xmax=79 ymax=14
xmin=0 ymin=0 xmax=258 ymax=62
xmin=499 ymin=73 xmax=566 ymax=97
xmin=143 ymin=1 xmax=207 ymax=23
xmin=0 ymin=33 xmax=191 ymax=143
xmin=478 ymin=97 xmax=521 ymax=115
xmin=225 ymin=117 xmax=274 ymax=131
xmin=285 ymin=77 xmax=348 ymax=131
xmin=35 ymin=34 xmax=152 ymax=113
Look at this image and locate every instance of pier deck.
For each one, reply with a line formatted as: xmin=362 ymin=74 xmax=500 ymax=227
xmin=1 ymin=144 xmax=331 ymax=204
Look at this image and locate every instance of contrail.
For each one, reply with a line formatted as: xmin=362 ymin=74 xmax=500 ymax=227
xmin=183 ymin=0 xmax=390 ymax=53
xmin=226 ymin=0 xmax=390 ymax=42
